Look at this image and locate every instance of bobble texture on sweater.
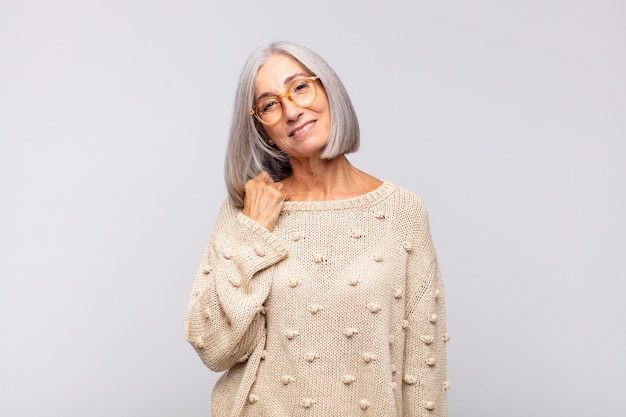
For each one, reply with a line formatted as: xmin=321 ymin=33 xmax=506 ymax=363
xmin=184 ymin=181 xmax=449 ymax=416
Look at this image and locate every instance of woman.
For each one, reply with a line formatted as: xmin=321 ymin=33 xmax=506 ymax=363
xmin=184 ymin=41 xmax=449 ymax=416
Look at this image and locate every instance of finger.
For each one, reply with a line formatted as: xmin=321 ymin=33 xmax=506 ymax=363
xmin=250 ymin=172 xmax=265 ymax=183
xmin=256 ymin=171 xmax=272 ymax=182
xmin=274 ymin=182 xmax=284 ymax=190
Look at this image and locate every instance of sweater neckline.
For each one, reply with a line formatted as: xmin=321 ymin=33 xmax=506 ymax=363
xmin=280 ymin=180 xmax=395 ymax=213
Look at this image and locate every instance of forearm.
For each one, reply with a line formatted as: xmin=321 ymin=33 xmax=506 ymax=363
xmin=402 ymin=198 xmax=449 ymax=416
xmin=184 ymin=204 xmax=288 ymax=371
xmin=403 ymin=259 xmax=449 ymax=416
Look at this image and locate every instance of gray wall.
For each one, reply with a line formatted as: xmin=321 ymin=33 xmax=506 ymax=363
xmin=1 ymin=1 xmax=624 ymax=416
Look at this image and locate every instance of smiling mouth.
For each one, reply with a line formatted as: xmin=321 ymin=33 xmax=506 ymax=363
xmin=289 ymin=120 xmax=315 ymax=137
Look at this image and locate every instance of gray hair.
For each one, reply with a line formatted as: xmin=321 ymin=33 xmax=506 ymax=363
xmin=224 ymin=41 xmax=360 ymax=207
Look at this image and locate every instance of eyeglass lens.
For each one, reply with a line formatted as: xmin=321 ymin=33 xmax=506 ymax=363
xmin=255 ymin=78 xmax=316 ymax=124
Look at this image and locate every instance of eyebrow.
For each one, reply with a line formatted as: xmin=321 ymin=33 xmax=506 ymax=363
xmin=255 ymin=72 xmax=310 ymax=102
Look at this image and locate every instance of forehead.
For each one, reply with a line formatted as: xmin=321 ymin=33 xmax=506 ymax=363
xmin=256 ymin=54 xmax=307 ymax=91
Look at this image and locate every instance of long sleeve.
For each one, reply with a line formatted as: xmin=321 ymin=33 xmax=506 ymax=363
xmin=402 ymin=199 xmax=449 ymax=416
xmin=184 ymin=200 xmax=288 ymax=372
xmin=184 ymin=183 xmax=450 ymax=417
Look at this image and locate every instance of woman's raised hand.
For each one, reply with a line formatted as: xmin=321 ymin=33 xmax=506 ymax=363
xmin=241 ymin=172 xmax=288 ymax=232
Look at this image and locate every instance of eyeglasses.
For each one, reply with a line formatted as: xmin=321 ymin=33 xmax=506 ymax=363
xmin=251 ymin=75 xmax=320 ymax=126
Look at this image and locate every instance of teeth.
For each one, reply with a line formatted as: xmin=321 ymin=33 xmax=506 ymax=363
xmin=293 ymin=122 xmax=312 ymax=136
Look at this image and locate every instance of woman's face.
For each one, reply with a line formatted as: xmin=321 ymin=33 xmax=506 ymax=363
xmin=254 ymin=54 xmax=331 ymax=160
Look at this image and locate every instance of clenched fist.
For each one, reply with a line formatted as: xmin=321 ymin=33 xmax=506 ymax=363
xmin=241 ymin=171 xmax=288 ymax=231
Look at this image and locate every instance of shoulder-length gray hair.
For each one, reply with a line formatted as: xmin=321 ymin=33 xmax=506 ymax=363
xmin=224 ymin=41 xmax=360 ymax=207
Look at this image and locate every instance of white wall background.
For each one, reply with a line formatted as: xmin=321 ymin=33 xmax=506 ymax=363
xmin=1 ymin=1 xmax=624 ymax=416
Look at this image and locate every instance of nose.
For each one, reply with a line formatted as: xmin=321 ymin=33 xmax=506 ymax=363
xmin=281 ymin=97 xmax=303 ymax=122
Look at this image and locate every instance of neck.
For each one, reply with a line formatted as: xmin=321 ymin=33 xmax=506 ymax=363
xmin=282 ymin=155 xmax=382 ymax=201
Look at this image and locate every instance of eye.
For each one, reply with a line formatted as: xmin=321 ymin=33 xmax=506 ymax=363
xmin=291 ymin=80 xmax=312 ymax=95
xmin=258 ymin=98 xmax=279 ymax=113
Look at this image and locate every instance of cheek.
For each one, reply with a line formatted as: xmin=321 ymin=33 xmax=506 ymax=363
xmin=317 ymin=89 xmax=330 ymax=111
xmin=316 ymin=99 xmax=331 ymax=122
xmin=262 ymin=125 xmax=286 ymax=146
xmin=264 ymin=126 xmax=279 ymax=139
xmin=256 ymin=120 xmax=275 ymax=139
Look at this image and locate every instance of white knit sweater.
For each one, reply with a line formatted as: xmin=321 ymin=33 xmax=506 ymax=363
xmin=184 ymin=181 xmax=449 ymax=416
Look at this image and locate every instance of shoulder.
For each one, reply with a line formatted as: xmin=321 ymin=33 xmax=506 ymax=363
xmin=386 ymin=182 xmax=428 ymax=214
xmin=212 ymin=197 xmax=243 ymax=230
xmin=216 ymin=198 xmax=239 ymax=219
xmin=380 ymin=182 xmax=432 ymax=235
